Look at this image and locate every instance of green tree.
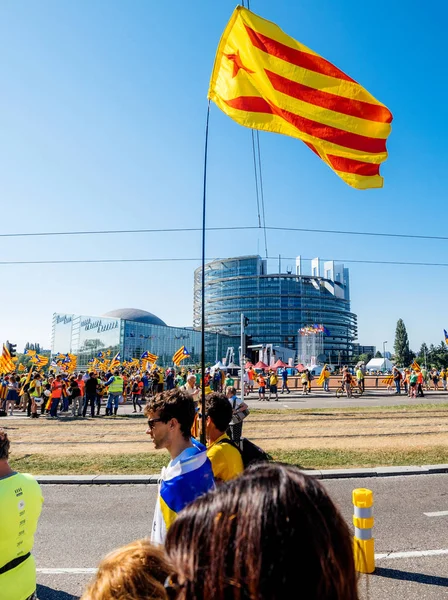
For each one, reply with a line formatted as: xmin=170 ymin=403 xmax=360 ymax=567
xmin=394 ymin=319 xmax=412 ymax=366
xmin=356 ymin=352 xmax=372 ymax=364
xmin=374 ymin=350 xmax=383 ymax=358
xmin=417 ymin=342 xmax=429 ymax=366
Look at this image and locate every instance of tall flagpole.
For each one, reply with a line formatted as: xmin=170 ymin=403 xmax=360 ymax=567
xmin=200 ymin=100 xmax=211 ymax=445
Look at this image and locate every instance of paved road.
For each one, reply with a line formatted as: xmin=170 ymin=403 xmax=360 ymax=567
xmin=34 ymin=475 xmax=448 ymax=599
xmin=9 ymin=390 xmax=447 ymax=422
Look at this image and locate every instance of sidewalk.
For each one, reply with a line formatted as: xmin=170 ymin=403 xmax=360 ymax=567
xmin=35 ymin=464 xmax=448 ymax=484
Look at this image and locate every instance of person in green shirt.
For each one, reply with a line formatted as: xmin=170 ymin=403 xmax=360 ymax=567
xmin=224 ymin=374 xmax=234 ymax=391
xmin=356 ymin=367 xmax=365 ymax=392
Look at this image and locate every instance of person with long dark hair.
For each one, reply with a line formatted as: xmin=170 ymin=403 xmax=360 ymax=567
xmin=165 ymin=463 xmax=359 ymax=600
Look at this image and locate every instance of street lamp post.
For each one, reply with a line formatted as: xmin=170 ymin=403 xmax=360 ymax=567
xmin=383 ymin=341 xmax=387 ymax=371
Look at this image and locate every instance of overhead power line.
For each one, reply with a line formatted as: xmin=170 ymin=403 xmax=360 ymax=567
xmin=1 ymin=256 xmax=448 ymax=268
xmin=0 ymin=225 xmax=448 ymax=242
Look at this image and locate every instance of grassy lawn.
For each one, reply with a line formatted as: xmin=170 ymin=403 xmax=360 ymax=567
xmin=252 ymin=403 xmax=448 ymax=415
xmin=10 ymin=446 xmax=448 ymax=475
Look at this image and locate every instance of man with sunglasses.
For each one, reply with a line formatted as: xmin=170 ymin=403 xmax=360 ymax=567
xmin=145 ymin=388 xmax=214 ymax=544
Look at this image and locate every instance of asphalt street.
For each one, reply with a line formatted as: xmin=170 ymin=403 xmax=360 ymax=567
xmin=87 ymin=390 xmax=448 ymax=415
xmin=7 ymin=390 xmax=448 ymax=423
xmin=34 ymin=474 xmax=448 ymax=599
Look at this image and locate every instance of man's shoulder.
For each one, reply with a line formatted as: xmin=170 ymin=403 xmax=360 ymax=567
xmin=208 ymin=436 xmax=239 ymax=457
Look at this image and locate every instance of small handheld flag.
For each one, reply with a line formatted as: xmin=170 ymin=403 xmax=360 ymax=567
xmin=444 ymin=329 xmax=448 ymax=345
xmin=173 ymin=346 xmax=190 ymax=366
xmin=141 ymin=350 xmax=158 ymax=364
xmin=110 ymin=352 xmax=121 ymax=370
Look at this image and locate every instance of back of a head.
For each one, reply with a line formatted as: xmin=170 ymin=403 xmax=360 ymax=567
xmin=166 ymin=463 xmax=358 ymax=600
xmin=206 ymin=393 xmax=233 ymax=433
xmin=81 ymin=539 xmax=171 ymax=600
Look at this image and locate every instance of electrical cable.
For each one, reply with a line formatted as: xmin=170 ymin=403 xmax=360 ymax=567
xmin=0 ymin=225 xmax=447 ymax=242
xmin=251 ymin=130 xmax=262 ymax=228
xmin=1 ymin=256 xmax=448 ymax=268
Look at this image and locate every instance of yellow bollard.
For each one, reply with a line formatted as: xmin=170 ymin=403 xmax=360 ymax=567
xmin=352 ymin=488 xmax=375 ymax=573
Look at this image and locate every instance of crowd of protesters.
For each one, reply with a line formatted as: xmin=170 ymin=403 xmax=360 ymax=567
xmin=1 ymin=361 xmax=447 ymax=423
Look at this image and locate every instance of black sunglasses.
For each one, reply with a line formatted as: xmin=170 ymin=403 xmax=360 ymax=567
xmin=147 ymin=418 xmax=163 ymax=429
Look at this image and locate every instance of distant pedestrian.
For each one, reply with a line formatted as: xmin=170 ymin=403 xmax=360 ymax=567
xmin=257 ymin=373 xmax=266 ymax=400
xmin=226 ymin=386 xmax=249 ymax=444
xmin=392 ymin=366 xmax=402 ymax=395
xmin=132 ymin=376 xmax=143 ymax=412
xmin=268 ymin=370 xmax=279 ymax=401
xmin=104 ymin=371 xmax=124 ymax=416
xmin=281 ymin=367 xmax=290 ymax=394
xmin=84 ymin=372 xmax=99 ymax=417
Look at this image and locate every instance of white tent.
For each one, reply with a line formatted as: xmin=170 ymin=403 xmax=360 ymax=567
xmin=212 ymin=361 xmax=227 ymax=370
xmin=365 ymin=358 xmax=393 ymax=372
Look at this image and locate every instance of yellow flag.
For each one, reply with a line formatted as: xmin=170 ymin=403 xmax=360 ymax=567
xmin=316 ymin=365 xmax=327 ymax=387
xmin=411 ymin=360 xmax=421 ymax=372
xmin=19 ymin=367 xmax=34 ymax=396
xmin=209 ymin=6 xmax=392 ymax=189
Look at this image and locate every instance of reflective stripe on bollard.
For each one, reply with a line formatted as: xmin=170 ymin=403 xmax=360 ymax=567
xmin=352 ymin=488 xmax=375 ymax=573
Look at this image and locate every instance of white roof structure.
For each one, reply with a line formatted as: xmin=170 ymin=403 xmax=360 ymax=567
xmin=365 ymin=358 xmax=393 ymax=371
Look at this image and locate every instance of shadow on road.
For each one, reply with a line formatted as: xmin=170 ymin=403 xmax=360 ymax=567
xmin=374 ymin=567 xmax=448 ymax=586
xmin=37 ymin=584 xmax=79 ymax=600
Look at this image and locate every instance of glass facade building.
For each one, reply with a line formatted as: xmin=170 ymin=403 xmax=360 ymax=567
xmin=51 ymin=309 xmax=238 ymax=369
xmin=194 ymin=255 xmax=358 ymax=364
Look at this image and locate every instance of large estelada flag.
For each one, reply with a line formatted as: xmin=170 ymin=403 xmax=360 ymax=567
xmin=209 ymin=6 xmax=392 ymax=190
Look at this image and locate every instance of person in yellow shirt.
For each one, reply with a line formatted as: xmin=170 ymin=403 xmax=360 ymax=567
xmin=204 ymin=393 xmax=244 ymax=483
xmin=0 ymin=429 xmax=43 ymax=600
xmin=268 ymin=370 xmax=279 ymax=401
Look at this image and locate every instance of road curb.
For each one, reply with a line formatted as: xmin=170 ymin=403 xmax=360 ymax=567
xmin=35 ymin=464 xmax=448 ymax=484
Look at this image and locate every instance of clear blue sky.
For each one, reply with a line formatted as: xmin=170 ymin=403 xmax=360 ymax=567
xmin=0 ymin=0 xmax=447 ymax=354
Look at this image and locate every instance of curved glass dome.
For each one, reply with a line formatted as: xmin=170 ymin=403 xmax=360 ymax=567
xmin=103 ymin=308 xmax=167 ymax=327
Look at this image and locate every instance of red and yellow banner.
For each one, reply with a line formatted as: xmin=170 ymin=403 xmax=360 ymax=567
xmin=209 ymin=7 xmax=392 ymax=189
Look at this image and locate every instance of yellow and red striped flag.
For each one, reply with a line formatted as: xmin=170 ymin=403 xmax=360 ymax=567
xmin=411 ymin=360 xmax=421 ymax=372
xmin=141 ymin=351 xmax=158 ymax=364
xmin=2 ymin=344 xmax=15 ymax=372
xmin=381 ymin=375 xmax=394 ymax=385
xmin=110 ymin=353 xmax=121 ymax=370
xmin=172 ymin=346 xmax=190 ymax=366
xmin=209 ymin=7 xmax=392 ymax=189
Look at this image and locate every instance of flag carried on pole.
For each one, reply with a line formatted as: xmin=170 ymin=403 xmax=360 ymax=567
xmin=141 ymin=350 xmax=159 ymax=364
xmin=110 ymin=352 xmax=121 ymax=370
xmin=19 ymin=366 xmax=34 ymax=396
xmin=30 ymin=354 xmax=49 ymax=367
xmin=411 ymin=360 xmax=421 ymax=372
xmin=2 ymin=344 xmax=15 ymax=372
xmin=173 ymin=346 xmax=190 ymax=366
xmin=444 ymin=329 xmax=448 ymax=345
xmin=209 ymin=6 xmax=392 ymax=189
xmin=24 ymin=349 xmax=37 ymax=356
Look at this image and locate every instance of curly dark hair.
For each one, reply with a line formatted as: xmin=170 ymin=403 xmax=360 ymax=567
xmin=166 ymin=463 xmax=359 ymax=600
xmin=0 ymin=429 xmax=10 ymax=460
xmin=144 ymin=389 xmax=195 ymax=440
xmin=206 ymin=393 xmax=233 ymax=432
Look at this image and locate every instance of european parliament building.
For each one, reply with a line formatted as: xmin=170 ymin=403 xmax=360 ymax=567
xmin=194 ymin=255 xmax=358 ymax=365
xmin=51 ymin=309 xmax=238 ymax=370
